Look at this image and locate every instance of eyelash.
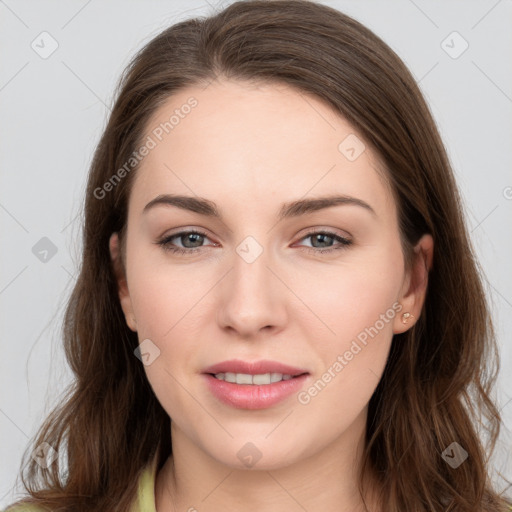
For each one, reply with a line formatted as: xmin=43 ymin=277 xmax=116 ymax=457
xmin=156 ymin=229 xmax=352 ymax=256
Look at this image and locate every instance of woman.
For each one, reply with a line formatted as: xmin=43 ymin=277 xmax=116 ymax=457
xmin=7 ymin=0 xmax=511 ymax=511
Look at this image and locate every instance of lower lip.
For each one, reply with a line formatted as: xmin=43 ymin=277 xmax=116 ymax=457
xmin=203 ymin=373 xmax=310 ymax=410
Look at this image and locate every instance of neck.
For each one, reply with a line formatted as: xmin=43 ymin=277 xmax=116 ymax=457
xmin=155 ymin=408 xmax=382 ymax=512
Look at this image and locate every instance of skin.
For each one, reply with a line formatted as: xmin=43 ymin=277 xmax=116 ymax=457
xmin=109 ymin=78 xmax=433 ymax=512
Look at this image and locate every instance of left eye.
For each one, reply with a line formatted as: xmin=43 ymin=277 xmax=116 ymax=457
xmin=156 ymin=229 xmax=352 ymax=255
xmin=296 ymin=231 xmax=352 ymax=253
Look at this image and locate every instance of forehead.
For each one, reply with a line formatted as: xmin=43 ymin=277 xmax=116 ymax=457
xmin=130 ymin=79 xmax=394 ymax=221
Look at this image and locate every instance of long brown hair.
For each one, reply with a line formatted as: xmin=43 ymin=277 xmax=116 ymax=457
xmin=8 ymin=1 xmax=511 ymax=510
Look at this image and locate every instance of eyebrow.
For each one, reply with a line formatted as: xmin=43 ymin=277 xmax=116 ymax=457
xmin=143 ymin=193 xmax=376 ymax=220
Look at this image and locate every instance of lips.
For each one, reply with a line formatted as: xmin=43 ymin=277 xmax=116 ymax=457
xmin=202 ymin=359 xmax=309 ymax=377
xmin=201 ymin=359 xmax=310 ymax=409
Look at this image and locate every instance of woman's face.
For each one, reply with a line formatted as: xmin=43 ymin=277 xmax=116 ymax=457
xmin=111 ymin=78 xmax=430 ymax=470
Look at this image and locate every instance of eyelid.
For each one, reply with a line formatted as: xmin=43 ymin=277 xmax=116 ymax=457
xmin=156 ymin=226 xmax=353 ymax=256
xmin=159 ymin=226 xmax=216 ymax=242
xmin=297 ymin=226 xmax=352 ymax=240
xmin=159 ymin=225 xmax=351 ymax=242
xmin=292 ymin=228 xmax=353 ymax=253
xmin=160 ymin=228 xmax=217 ymax=246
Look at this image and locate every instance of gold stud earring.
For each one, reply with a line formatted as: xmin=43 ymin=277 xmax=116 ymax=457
xmin=401 ymin=312 xmax=414 ymax=324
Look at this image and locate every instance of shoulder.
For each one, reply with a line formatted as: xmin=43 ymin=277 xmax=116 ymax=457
xmin=131 ymin=458 xmax=158 ymax=511
xmin=4 ymin=458 xmax=158 ymax=512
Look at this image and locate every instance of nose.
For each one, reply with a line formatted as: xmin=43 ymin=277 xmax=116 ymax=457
xmin=216 ymin=242 xmax=288 ymax=339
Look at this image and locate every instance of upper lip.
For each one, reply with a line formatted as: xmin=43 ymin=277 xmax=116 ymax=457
xmin=202 ymin=359 xmax=309 ymax=376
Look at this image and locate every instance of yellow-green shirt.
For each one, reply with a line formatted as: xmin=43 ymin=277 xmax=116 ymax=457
xmin=5 ymin=462 xmax=512 ymax=512
xmin=129 ymin=458 xmax=157 ymax=512
xmin=4 ymin=458 xmax=157 ymax=512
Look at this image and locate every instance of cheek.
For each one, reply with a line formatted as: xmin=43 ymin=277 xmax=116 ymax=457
xmin=126 ymin=247 xmax=210 ymax=339
xmin=294 ymin=295 xmax=397 ymax=445
xmin=292 ymin=247 xmax=403 ymax=344
xmin=127 ymin=265 xmax=211 ymax=424
xmin=292 ymin=250 xmax=402 ymax=416
xmin=296 ymin=322 xmax=393 ymax=441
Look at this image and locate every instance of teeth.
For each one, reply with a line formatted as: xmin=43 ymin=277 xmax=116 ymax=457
xmin=236 ymin=373 xmax=253 ymax=385
xmin=214 ymin=372 xmax=295 ymax=384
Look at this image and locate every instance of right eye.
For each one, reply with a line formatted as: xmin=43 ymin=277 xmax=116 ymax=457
xmin=156 ymin=229 xmax=217 ymax=255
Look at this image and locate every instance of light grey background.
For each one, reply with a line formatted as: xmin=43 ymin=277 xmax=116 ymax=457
xmin=1 ymin=0 xmax=511 ymax=507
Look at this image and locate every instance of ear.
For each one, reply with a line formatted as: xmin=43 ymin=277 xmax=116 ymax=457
xmin=109 ymin=232 xmax=137 ymax=332
xmin=393 ymin=233 xmax=434 ymax=334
